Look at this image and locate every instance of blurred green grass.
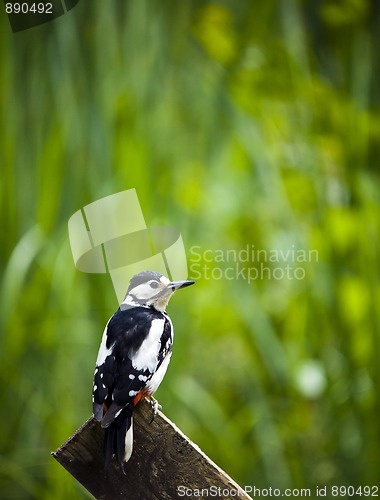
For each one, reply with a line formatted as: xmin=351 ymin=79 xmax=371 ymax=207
xmin=1 ymin=0 xmax=379 ymax=498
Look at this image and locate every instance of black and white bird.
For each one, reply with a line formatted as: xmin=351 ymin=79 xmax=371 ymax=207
xmin=92 ymin=270 xmax=194 ymax=470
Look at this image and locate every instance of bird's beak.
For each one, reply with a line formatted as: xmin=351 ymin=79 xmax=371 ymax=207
xmin=168 ymin=280 xmax=195 ymax=291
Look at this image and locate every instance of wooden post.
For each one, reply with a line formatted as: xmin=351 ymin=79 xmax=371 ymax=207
xmin=52 ymin=399 xmax=253 ymax=499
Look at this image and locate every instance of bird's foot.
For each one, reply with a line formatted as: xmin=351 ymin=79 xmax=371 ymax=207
xmin=149 ymin=397 xmax=162 ymax=423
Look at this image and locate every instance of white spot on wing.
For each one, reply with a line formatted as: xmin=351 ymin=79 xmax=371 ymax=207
xmin=115 ymin=408 xmax=123 ymax=419
xmin=138 ymin=374 xmax=148 ymax=382
xmin=129 ymin=390 xmax=139 ymax=397
xmin=129 ymin=374 xmax=135 ymax=379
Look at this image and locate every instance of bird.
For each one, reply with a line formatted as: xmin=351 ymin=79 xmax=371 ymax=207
xmin=92 ymin=270 xmax=194 ymax=471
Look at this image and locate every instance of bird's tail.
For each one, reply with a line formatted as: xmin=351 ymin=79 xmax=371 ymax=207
xmin=103 ymin=405 xmax=134 ymax=471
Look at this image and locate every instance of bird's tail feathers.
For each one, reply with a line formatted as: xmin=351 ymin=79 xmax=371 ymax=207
xmin=103 ymin=406 xmax=133 ymax=471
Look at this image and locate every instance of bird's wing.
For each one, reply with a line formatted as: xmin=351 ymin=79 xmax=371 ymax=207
xmin=92 ymin=307 xmax=171 ymax=427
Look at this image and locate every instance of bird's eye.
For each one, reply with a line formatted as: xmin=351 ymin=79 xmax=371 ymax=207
xmin=150 ymin=281 xmax=159 ymax=289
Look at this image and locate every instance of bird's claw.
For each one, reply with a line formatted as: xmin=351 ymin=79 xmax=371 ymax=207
xmin=149 ymin=397 xmax=162 ymax=423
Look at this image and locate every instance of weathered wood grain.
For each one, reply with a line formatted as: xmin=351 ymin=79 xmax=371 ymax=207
xmin=52 ymin=399 xmax=252 ymax=500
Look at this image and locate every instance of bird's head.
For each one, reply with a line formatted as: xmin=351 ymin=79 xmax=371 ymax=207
xmin=121 ymin=271 xmax=195 ymax=312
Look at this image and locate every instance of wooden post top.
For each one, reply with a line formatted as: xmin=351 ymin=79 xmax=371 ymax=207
xmin=52 ymin=399 xmax=253 ymax=500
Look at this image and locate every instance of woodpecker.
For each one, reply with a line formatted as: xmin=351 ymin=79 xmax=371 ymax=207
xmin=92 ymin=270 xmax=194 ymax=471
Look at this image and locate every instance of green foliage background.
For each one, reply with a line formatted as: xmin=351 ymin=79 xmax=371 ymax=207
xmin=1 ymin=0 xmax=379 ymax=498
